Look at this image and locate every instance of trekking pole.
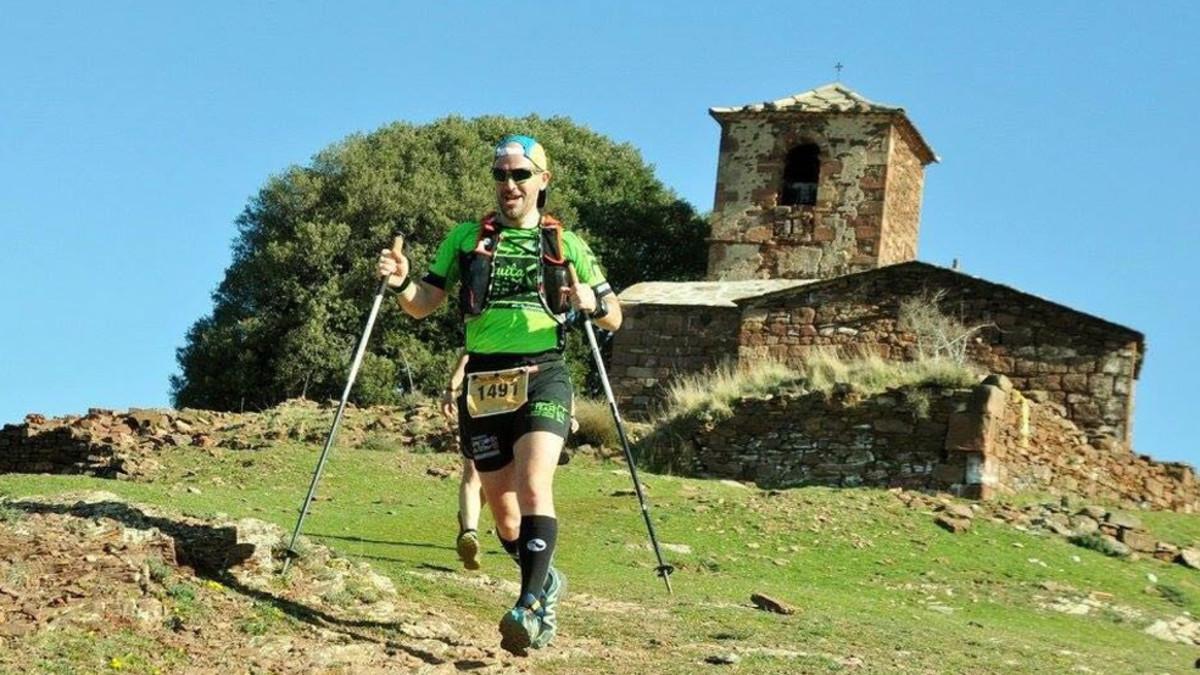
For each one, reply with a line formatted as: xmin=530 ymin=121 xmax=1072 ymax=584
xmin=569 ymin=266 xmax=674 ymax=594
xmin=280 ymin=233 xmax=404 ymax=575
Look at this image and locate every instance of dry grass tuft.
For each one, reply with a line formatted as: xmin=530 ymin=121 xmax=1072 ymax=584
xmin=662 ymin=359 xmax=798 ymax=420
xmin=571 ymin=397 xmax=622 ymax=449
xmin=802 ymin=347 xmax=980 ymax=396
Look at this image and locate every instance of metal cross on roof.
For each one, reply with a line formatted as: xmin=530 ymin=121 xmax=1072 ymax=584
xmin=834 ymin=62 xmax=844 ymax=81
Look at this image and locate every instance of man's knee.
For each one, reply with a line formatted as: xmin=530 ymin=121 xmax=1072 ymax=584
xmin=516 ymin=486 xmax=554 ymax=513
xmin=495 ymin=512 xmax=520 ymax=540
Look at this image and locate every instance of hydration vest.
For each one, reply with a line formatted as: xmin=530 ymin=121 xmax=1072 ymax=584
xmin=458 ymin=213 xmax=572 ymax=322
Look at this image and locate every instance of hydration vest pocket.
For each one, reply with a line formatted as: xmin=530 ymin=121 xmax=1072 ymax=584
xmin=460 ymin=250 xmax=493 ymax=316
xmin=543 ymin=264 xmax=571 ymax=315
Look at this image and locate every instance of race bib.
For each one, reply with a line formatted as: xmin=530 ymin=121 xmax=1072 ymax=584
xmin=466 ymin=367 xmax=531 ymax=418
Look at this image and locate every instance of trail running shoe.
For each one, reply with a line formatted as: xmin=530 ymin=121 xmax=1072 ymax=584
xmin=532 ymin=567 xmax=566 ymax=649
xmin=498 ymin=594 xmax=544 ymax=656
xmin=456 ymin=529 xmax=481 ymax=570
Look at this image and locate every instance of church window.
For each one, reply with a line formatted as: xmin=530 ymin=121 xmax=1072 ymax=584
xmin=781 ymin=144 xmax=820 ymax=206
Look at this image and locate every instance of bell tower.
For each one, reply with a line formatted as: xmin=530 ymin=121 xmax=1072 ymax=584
xmin=707 ymin=83 xmax=938 ymax=280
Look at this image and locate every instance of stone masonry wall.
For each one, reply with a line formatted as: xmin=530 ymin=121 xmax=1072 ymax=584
xmin=708 ymin=113 xmax=921 ymax=280
xmin=737 ymin=264 xmax=1142 ymax=442
xmin=610 ymin=303 xmax=741 ymax=417
xmin=0 ymin=411 xmax=152 ymax=478
xmin=985 ymin=386 xmax=1198 ymax=511
xmin=664 ymin=378 xmax=1196 ymax=512
xmin=678 ymin=385 xmax=964 ymax=491
xmin=879 ymin=126 xmax=924 ymax=266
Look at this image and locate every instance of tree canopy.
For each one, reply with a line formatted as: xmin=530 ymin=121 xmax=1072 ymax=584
xmin=171 ymin=115 xmax=709 ymax=410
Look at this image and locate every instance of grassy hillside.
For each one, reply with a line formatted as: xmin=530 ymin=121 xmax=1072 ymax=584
xmin=2 ymin=430 xmax=1198 ymax=674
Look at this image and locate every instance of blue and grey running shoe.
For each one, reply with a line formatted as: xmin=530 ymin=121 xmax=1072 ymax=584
xmin=498 ymin=593 xmax=544 ymax=656
xmin=532 ymin=567 xmax=566 ymax=649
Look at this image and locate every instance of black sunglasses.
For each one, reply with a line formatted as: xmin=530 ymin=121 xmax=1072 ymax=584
xmin=491 ymin=167 xmax=539 ymax=183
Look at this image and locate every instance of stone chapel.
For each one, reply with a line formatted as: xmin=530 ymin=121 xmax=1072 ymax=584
xmin=609 ymin=83 xmax=1144 ymax=444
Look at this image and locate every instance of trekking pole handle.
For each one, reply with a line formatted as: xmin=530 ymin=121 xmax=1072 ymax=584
xmin=378 ymin=232 xmax=409 ymax=295
xmin=382 ymin=233 xmax=405 ymax=278
xmin=565 ymin=262 xmax=596 ymax=316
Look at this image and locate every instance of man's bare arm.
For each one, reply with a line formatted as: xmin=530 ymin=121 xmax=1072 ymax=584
xmin=395 ymin=281 xmax=446 ymax=319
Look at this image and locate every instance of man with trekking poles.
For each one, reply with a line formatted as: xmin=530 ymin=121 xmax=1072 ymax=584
xmin=376 ymin=134 xmax=621 ymax=654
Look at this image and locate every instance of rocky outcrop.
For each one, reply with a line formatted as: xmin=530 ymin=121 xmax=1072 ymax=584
xmin=0 ymin=492 xmax=515 ymax=673
xmin=0 ymin=399 xmax=452 ymax=480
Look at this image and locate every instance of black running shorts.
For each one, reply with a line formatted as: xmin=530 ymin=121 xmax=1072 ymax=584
xmin=457 ymin=352 xmax=573 ymax=472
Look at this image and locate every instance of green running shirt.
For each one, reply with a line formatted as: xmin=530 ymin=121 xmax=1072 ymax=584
xmin=424 ymin=219 xmax=609 ymax=354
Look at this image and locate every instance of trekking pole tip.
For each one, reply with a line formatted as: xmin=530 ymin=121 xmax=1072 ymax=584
xmin=278 ymin=546 xmax=301 ymax=575
xmin=657 ymin=564 xmax=675 ymax=594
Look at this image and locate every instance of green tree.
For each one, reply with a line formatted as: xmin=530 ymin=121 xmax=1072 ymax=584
xmin=171 ymin=115 xmax=709 ymax=410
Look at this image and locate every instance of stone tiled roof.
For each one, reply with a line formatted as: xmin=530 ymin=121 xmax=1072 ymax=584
xmin=618 ymin=279 xmax=817 ymax=307
xmin=709 ymin=82 xmax=938 ymax=164
xmin=709 ymin=82 xmax=901 ymax=115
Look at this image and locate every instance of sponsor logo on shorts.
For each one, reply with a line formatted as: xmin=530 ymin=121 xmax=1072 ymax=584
xmin=470 ymin=434 xmax=500 ymax=460
xmin=526 ymin=538 xmax=547 ymax=552
xmin=530 ymin=400 xmax=567 ymax=424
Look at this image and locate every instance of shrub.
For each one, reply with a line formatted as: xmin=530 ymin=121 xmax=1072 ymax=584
xmin=1068 ymin=532 xmax=1129 ymax=558
xmin=147 ymin=557 xmax=173 ymax=583
xmin=801 ymin=348 xmax=979 ymax=396
xmin=0 ymin=501 xmax=22 ymax=524
xmin=898 ymin=290 xmax=991 ymax=365
xmin=1156 ymin=583 xmax=1189 ymax=607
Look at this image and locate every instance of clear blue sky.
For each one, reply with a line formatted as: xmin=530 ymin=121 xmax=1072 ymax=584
xmin=2 ymin=3 xmax=1197 ymax=466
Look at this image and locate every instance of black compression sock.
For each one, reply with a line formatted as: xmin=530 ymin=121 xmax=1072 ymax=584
xmin=498 ymin=534 xmax=520 ymax=564
xmin=518 ymin=515 xmax=558 ymax=601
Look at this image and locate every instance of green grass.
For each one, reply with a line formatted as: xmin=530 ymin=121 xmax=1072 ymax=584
xmin=1140 ymin=509 xmax=1200 ymax=548
xmin=4 ymin=628 xmax=188 ymax=675
xmin=2 ymin=436 xmax=1197 ymax=673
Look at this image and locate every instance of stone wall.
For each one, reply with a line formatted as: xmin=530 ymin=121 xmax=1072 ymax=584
xmin=0 ymin=411 xmax=144 ymax=477
xmin=737 ymin=262 xmax=1143 ymax=442
xmin=672 ymin=385 xmax=964 ymax=491
xmin=706 ymin=112 xmax=924 ymax=281
xmin=610 ymin=303 xmax=741 ymax=417
xmin=986 ymin=387 xmax=1198 ymax=511
xmin=657 ymin=378 xmax=1196 ymax=512
xmin=879 ymin=126 xmax=924 ymax=266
